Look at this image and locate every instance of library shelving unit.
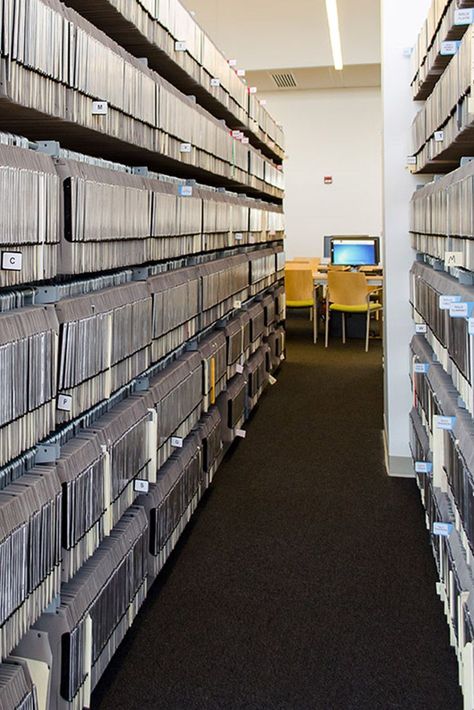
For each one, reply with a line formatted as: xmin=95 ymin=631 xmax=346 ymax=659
xmin=0 ymin=1 xmax=286 ymax=708
xmin=409 ymin=2 xmax=474 ymax=707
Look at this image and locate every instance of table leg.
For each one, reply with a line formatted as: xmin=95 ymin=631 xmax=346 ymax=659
xmin=313 ymin=285 xmax=318 ymax=344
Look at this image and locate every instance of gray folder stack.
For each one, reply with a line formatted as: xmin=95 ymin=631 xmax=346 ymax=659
xmin=137 ymin=431 xmax=206 ymax=582
xmin=147 ymin=351 xmax=202 ymax=471
xmin=0 ymin=144 xmax=60 ymax=288
xmin=0 ymin=659 xmax=38 ymax=710
xmin=0 ymin=306 xmax=58 ymax=468
xmin=55 ymin=283 xmax=151 ymax=423
xmin=198 ymin=330 xmax=227 ymax=412
xmin=148 ymin=266 xmax=200 ymax=362
xmin=0 ymin=466 xmax=62 ymax=661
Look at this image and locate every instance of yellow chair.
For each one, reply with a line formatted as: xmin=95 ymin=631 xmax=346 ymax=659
xmin=285 ymin=267 xmax=314 ymax=309
xmin=285 ymin=267 xmax=316 ymax=337
xmin=327 ymin=264 xmax=351 ymax=271
xmin=294 ymin=257 xmax=321 ymax=271
xmin=325 ymin=271 xmax=383 ymax=352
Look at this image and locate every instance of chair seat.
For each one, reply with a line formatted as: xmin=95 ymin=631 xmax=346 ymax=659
xmin=330 ymin=302 xmax=383 ymax=313
xmin=287 ymin=299 xmax=313 ymax=308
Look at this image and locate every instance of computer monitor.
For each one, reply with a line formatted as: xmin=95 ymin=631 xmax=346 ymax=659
xmin=323 ymin=236 xmax=333 ymax=259
xmin=324 ymin=235 xmax=379 ymax=260
xmin=331 ymin=237 xmax=380 ymax=267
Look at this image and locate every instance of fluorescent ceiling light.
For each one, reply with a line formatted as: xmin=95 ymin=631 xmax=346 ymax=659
xmin=325 ymin=0 xmax=343 ymax=71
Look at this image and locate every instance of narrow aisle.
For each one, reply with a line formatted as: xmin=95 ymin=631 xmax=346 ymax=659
xmin=92 ymin=315 xmax=462 ymax=710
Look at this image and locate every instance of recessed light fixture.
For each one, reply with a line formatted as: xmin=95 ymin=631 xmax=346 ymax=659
xmin=325 ymin=0 xmax=343 ymax=71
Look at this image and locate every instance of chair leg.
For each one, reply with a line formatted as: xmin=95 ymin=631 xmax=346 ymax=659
xmin=313 ymin=287 xmax=318 ymax=344
xmin=342 ymin=313 xmax=346 ymax=344
xmin=309 ymin=307 xmax=313 ymax=321
xmin=365 ymin=309 xmax=370 ymax=352
xmin=325 ymin=299 xmax=329 ymax=348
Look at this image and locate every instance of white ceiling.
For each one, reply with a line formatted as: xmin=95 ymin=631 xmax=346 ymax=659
xmin=182 ymin=0 xmax=381 ymax=81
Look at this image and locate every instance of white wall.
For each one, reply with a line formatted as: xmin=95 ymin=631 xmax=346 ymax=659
xmin=382 ymin=0 xmax=431 ymax=476
xmin=261 ymin=87 xmax=383 ymax=258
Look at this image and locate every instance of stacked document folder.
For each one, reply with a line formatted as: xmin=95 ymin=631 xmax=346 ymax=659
xmin=0 ymin=466 xmax=62 ymax=661
xmin=0 ymin=144 xmax=59 ymax=288
xmin=217 ymin=373 xmax=247 ymax=444
xmin=0 ymin=2 xmax=286 ymax=707
xmin=63 ymin=0 xmax=284 ymax=156
xmin=147 ymin=351 xmax=202 ymax=471
xmin=410 ymin=160 xmax=474 ymax=268
xmin=246 ymin=346 xmax=270 ymax=413
xmin=410 ymin=261 xmax=474 ymax=415
xmin=0 ymin=659 xmax=38 ymax=710
xmin=55 ymin=282 xmax=152 ymax=423
xmin=0 ymin=0 xmax=283 ymax=198
xmin=19 ymin=506 xmax=148 ymax=710
xmin=138 ymin=430 xmax=207 ymax=582
xmin=0 ymin=305 xmax=58 ymax=467
xmin=199 ymin=330 xmax=227 ymax=412
xmin=412 ymin=24 xmax=474 ymax=171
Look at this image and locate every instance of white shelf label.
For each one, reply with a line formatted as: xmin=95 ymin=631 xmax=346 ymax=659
xmin=228 ymin=59 xmax=237 ymax=67
xmin=234 ymin=300 xmax=242 ymax=309
xmin=134 ymin=479 xmax=150 ymax=494
xmin=449 ymin=302 xmax=469 ymax=318
xmin=2 ymin=251 xmax=23 ymax=271
xmin=180 ymin=143 xmax=192 ymax=153
xmin=415 ymin=462 xmax=433 ymax=474
xmin=415 ymin=323 xmax=427 ymax=334
xmin=434 ymin=131 xmax=444 ymax=142
xmin=179 ymin=185 xmax=193 ymax=197
xmin=445 ymin=251 xmax=463 ymax=267
xmin=235 ymin=233 xmax=243 ymax=241
xmin=433 ymin=522 xmax=453 ymax=537
xmin=439 ymin=295 xmax=461 ymax=309
xmin=171 ymin=436 xmax=184 ymax=448
xmin=235 ymin=428 xmax=246 ymax=439
xmin=455 ymin=8 xmax=474 ymax=24
xmin=175 ymin=40 xmax=187 ymax=51
xmin=211 ymin=78 xmax=220 ymax=87
xmin=236 ymin=364 xmax=244 ymax=374
xmin=406 ymin=156 xmax=417 ymax=165
xmin=57 ymin=394 xmax=73 ymax=412
xmin=232 ymin=130 xmax=244 ymax=139
xmin=92 ymin=101 xmax=108 ymax=115
xmin=436 ymin=416 xmax=456 ymax=431
xmin=242 ymin=137 xmax=250 ymax=144
xmin=414 ymin=363 xmax=429 ymax=374
xmin=237 ymin=69 xmax=246 ymax=77
xmin=441 ymin=41 xmax=459 ymax=56
xmin=249 ymin=86 xmax=257 ymax=94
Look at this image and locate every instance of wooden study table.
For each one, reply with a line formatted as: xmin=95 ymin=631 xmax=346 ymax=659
xmin=312 ymin=270 xmax=384 ymax=344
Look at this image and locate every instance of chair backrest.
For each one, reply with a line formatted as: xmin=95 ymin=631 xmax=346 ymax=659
xmin=327 ymin=264 xmax=351 ymax=272
xmin=327 ymin=271 xmax=368 ymax=306
xmin=294 ymin=257 xmax=321 ymax=270
xmin=285 ymin=268 xmax=314 ymax=301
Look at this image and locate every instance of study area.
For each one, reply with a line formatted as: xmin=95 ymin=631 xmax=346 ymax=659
xmin=0 ymin=0 xmax=472 ymax=709
xmin=285 ymin=235 xmax=383 ymax=348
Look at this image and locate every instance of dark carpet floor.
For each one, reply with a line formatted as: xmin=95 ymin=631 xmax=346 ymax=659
xmin=92 ymin=313 xmax=463 ymax=710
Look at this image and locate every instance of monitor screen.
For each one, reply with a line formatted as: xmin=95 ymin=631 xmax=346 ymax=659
xmin=331 ymin=238 xmax=378 ymax=266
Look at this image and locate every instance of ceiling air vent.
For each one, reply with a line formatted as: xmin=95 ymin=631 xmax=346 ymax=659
xmin=270 ymin=72 xmax=298 ymax=89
